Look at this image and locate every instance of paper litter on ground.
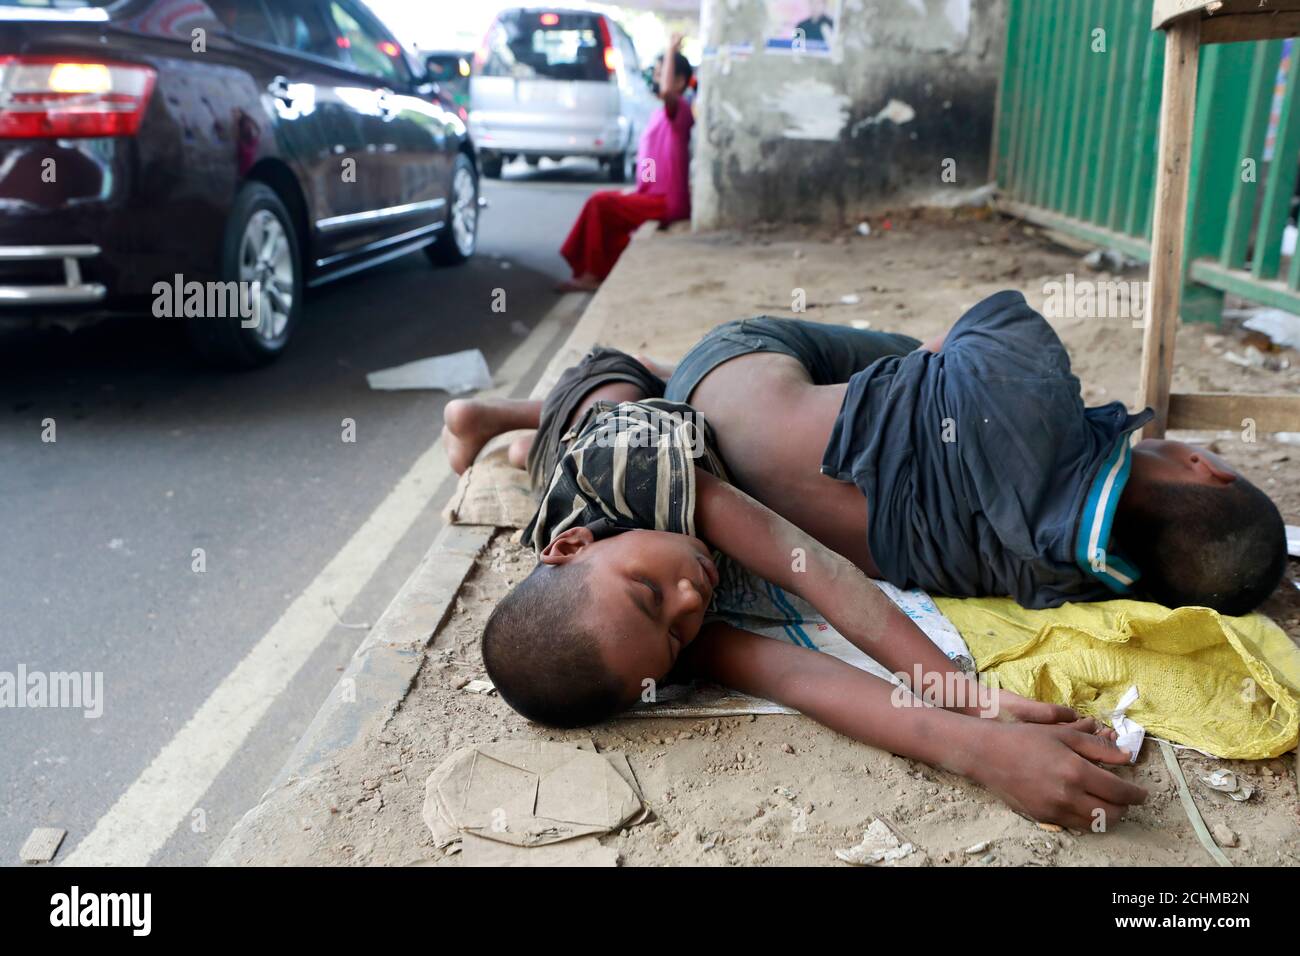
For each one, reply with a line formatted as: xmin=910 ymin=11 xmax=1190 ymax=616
xmin=19 ymin=827 xmax=66 ymax=864
xmin=835 ymin=819 xmax=915 ymax=866
xmin=367 ymin=348 xmax=492 ymax=394
xmin=1199 ymin=770 xmax=1255 ymax=802
xmin=422 ymin=740 xmax=646 ymax=852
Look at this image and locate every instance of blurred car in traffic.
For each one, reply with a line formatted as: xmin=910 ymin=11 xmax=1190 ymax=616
xmin=470 ymin=6 xmax=654 ymax=182
xmin=423 ymin=49 xmax=471 ymax=111
xmin=0 ymin=0 xmax=481 ymax=367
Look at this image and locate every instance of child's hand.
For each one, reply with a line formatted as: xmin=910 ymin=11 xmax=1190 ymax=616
xmin=984 ymin=687 xmax=1077 ymax=724
xmin=971 ymin=722 xmax=1147 ymax=829
xmin=982 ymin=690 xmax=1121 ymax=742
xmin=1062 ymin=716 xmax=1120 ymax=743
xmin=669 ymin=31 xmax=684 ymax=53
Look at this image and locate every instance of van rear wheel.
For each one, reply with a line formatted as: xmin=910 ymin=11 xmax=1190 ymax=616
xmin=608 ymin=146 xmax=635 ymax=184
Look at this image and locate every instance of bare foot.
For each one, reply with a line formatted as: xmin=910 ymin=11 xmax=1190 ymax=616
xmin=507 ymin=432 xmax=535 ymax=470
xmin=555 ymin=274 xmax=601 ymax=293
xmin=443 ymin=398 xmax=542 ymax=474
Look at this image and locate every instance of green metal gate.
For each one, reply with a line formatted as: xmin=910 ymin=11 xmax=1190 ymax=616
xmin=994 ymin=0 xmax=1300 ymax=322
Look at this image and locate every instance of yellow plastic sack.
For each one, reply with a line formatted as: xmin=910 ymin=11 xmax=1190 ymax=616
xmin=933 ymin=597 xmax=1300 ymax=759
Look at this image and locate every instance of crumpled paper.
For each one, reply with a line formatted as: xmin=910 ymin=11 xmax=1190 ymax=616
xmin=834 ymin=819 xmax=915 ymax=866
xmin=1199 ymin=769 xmax=1255 ymax=802
xmin=1109 ymin=685 xmax=1145 ymax=763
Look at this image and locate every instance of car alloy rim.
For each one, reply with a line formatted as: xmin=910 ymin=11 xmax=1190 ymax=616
xmin=451 ymin=165 xmax=477 ymax=256
xmin=239 ymin=209 xmax=294 ymax=344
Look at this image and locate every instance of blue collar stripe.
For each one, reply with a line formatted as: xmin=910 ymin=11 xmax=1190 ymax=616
xmin=1077 ymin=437 xmax=1139 ymax=593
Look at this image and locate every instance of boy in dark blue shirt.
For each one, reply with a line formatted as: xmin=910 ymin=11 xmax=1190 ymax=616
xmin=445 ymin=294 xmax=1285 ymax=827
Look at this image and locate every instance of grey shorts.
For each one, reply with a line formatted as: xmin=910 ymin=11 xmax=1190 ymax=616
xmin=664 ymin=316 xmax=921 ymax=404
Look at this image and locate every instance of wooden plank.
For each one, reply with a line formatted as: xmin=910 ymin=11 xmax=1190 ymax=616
xmin=1168 ymin=392 xmax=1300 ymax=432
xmin=1153 ymin=0 xmax=1224 ymax=31
xmin=1202 ymin=12 xmax=1300 ymax=43
xmin=1154 ymin=1 xmax=1300 ymax=32
xmin=1140 ymin=19 xmax=1202 ymax=439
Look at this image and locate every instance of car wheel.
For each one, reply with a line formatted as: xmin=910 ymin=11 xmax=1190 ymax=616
xmin=185 ymin=182 xmax=302 ymax=369
xmin=427 ymin=154 xmax=479 ymax=266
xmin=480 ymin=152 xmax=503 ymax=178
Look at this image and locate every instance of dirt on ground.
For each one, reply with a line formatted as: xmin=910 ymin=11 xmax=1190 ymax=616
xmin=276 ymin=212 xmax=1300 ymax=866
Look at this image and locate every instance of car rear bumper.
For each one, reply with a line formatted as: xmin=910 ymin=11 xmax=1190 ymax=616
xmin=0 ymin=244 xmax=107 ymax=306
xmin=0 ymin=136 xmax=230 ymax=316
xmin=470 ymin=112 xmax=630 ymax=156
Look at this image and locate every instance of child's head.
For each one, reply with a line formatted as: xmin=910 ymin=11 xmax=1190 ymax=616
xmin=482 ymin=527 xmax=719 ymax=727
xmin=652 ymin=51 xmax=692 ymax=100
xmin=1119 ymin=439 xmax=1286 ymax=615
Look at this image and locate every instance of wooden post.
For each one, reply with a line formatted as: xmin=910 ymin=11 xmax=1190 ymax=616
xmin=1139 ymin=19 xmax=1201 ymax=438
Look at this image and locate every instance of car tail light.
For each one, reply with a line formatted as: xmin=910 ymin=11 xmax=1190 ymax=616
xmin=597 ymin=17 xmax=619 ymax=76
xmin=0 ymin=56 xmax=157 ymax=138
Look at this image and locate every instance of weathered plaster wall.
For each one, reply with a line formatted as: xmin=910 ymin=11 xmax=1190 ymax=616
xmin=693 ymin=0 xmax=1007 ymax=228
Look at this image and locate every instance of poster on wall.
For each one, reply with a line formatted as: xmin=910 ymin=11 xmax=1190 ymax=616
xmin=763 ymin=0 xmax=842 ymax=57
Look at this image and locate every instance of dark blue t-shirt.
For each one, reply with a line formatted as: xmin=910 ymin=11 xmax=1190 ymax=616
xmin=821 ymin=290 xmax=1153 ymax=609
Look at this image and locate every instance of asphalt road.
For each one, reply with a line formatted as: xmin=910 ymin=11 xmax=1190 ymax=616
xmin=0 ymin=159 xmax=609 ymax=866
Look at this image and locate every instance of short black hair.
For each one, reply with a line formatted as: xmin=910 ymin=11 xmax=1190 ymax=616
xmin=657 ymin=51 xmax=693 ymax=85
xmin=1119 ymin=477 xmax=1286 ymax=616
xmin=481 ymin=562 xmax=626 ymax=727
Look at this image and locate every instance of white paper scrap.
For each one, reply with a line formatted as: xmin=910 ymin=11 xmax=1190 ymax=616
xmin=367 ymin=349 xmax=492 ymax=394
xmin=1110 ymin=685 xmax=1145 ymax=763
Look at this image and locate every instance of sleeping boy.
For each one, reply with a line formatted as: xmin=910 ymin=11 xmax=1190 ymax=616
xmin=447 ymin=292 xmax=1286 ymax=826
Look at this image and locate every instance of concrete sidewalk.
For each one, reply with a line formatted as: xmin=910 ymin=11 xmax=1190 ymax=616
xmin=213 ymin=213 xmax=1300 ymax=867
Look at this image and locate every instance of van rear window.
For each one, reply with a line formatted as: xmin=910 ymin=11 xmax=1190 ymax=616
xmin=479 ymin=10 xmax=610 ymax=82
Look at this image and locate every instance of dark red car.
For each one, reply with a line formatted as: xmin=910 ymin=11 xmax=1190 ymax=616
xmin=0 ymin=0 xmax=481 ymax=367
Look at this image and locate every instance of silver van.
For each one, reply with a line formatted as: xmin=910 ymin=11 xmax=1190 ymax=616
xmin=470 ymin=6 xmax=655 ymax=182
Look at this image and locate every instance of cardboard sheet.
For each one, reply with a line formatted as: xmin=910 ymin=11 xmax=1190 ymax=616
xmin=443 ymin=437 xmax=537 ymax=528
xmin=422 ymin=740 xmax=646 ymax=850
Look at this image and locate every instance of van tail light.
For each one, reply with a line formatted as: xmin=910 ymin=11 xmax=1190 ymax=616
xmin=597 ymin=17 xmax=621 ymax=77
xmin=0 ymin=56 xmax=157 ymax=138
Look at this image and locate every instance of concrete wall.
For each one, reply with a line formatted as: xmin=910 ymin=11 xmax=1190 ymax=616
xmin=693 ymin=0 xmax=1007 ymax=229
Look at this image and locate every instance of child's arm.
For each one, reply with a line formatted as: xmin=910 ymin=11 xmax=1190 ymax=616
xmin=693 ymin=469 xmax=1070 ymax=723
xmin=660 ymin=33 xmax=682 ymax=117
xmin=684 ymin=621 xmax=1146 ymax=828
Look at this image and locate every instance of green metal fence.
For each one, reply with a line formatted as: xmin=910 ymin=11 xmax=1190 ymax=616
xmin=994 ymin=0 xmax=1300 ymax=322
